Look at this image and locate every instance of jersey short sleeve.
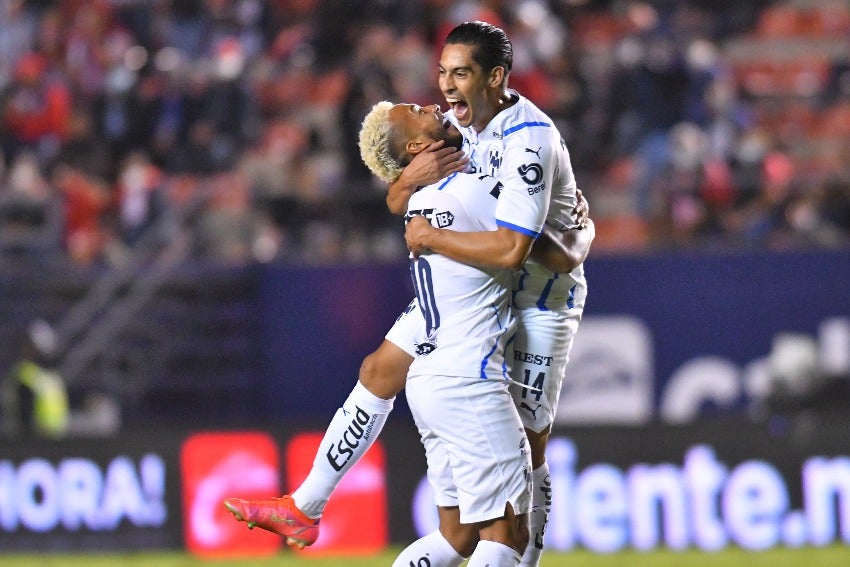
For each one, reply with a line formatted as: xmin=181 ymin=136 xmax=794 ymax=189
xmin=493 ymin=124 xmax=556 ymax=238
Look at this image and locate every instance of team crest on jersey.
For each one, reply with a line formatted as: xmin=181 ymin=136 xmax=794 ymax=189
xmin=488 ymin=148 xmax=502 ymax=176
xmin=434 ymin=210 xmax=454 ymax=228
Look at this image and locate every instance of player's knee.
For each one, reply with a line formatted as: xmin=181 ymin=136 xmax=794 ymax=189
xmin=477 ymin=505 xmax=530 ymax=555
xmin=441 ymin=522 xmax=478 ymax=557
xmin=513 ymin=515 xmax=530 ymax=553
xmin=358 ymin=351 xmax=406 ymax=399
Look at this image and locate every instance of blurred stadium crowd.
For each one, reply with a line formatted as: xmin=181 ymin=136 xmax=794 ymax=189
xmin=1 ymin=0 xmax=850 ymax=268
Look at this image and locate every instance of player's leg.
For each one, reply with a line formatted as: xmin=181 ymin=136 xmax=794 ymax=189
xmin=393 ymin=386 xmax=478 ymax=566
xmin=290 ymin=299 xmax=424 ymax=519
xmin=510 ymin=309 xmax=579 ymax=566
xmin=224 ymin=300 xmax=422 ymax=547
xmin=522 ymin=427 xmax=552 ymax=563
xmin=391 ymin=507 xmax=471 ymax=567
xmin=289 ymin=339 xmax=411 ymax=516
xmin=416 ymin=504 xmax=526 ymax=567
xmin=469 ymin=503 xmax=529 ymax=566
xmin=404 ymin=374 xmax=531 ymax=566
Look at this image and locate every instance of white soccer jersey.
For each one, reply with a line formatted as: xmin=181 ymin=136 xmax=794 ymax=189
xmin=447 ymin=90 xmax=588 ymax=313
xmin=405 ymin=172 xmax=516 ymax=381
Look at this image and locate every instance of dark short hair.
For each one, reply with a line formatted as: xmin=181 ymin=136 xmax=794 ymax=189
xmin=445 ymin=21 xmax=513 ymax=75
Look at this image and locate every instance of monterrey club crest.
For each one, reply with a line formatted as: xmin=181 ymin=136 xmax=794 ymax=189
xmin=488 ymin=148 xmax=502 ymax=176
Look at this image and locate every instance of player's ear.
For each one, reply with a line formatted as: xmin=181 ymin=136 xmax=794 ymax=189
xmin=406 ymin=139 xmax=427 ymax=156
xmin=489 ymin=66 xmax=505 ymax=88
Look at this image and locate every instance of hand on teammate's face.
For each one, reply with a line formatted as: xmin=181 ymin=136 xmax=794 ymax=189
xmin=405 ymin=140 xmax=469 ymax=188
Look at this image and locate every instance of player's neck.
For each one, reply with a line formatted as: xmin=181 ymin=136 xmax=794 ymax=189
xmin=473 ymin=90 xmax=516 ymax=133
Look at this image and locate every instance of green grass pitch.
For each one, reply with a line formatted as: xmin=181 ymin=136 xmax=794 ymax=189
xmin=4 ymin=546 xmax=850 ymax=566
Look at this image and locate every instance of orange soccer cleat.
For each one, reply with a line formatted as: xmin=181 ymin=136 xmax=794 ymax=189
xmin=223 ymin=495 xmax=319 ymax=549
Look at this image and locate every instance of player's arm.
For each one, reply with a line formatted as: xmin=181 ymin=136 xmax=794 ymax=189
xmin=530 ymin=189 xmax=593 ymax=272
xmin=530 ymin=218 xmax=595 ymax=273
xmin=386 ymin=140 xmax=468 ymax=215
xmin=406 ymin=218 xmax=535 ymax=270
xmin=405 ymin=139 xmax=548 ymax=270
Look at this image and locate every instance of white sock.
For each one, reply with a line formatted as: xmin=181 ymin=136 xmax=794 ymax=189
xmin=467 ymin=540 xmax=521 ymax=567
xmin=291 ymin=381 xmax=394 ymax=518
xmin=521 ymin=462 xmax=552 ymax=566
xmin=391 ymin=530 xmax=465 ymax=567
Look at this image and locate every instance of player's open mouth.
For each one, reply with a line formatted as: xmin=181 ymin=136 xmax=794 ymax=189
xmin=448 ymin=100 xmax=469 ymax=122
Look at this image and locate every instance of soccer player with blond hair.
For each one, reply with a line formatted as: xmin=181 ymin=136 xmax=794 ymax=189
xmin=225 ymin=22 xmax=593 ymax=566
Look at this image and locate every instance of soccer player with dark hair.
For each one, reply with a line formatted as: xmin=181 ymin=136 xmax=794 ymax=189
xmin=225 ymin=22 xmax=592 ymax=566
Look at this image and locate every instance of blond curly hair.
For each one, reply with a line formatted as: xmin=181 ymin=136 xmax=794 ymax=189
xmin=358 ymin=101 xmax=405 ymax=183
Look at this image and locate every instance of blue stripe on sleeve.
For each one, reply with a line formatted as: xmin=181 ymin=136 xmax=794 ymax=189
xmin=497 ymin=219 xmax=540 ymax=238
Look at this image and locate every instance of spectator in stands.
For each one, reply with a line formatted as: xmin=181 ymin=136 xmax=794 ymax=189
xmin=0 ymin=0 xmax=846 ymax=265
xmin=0 ymin=0 xmax=37 ymax=91
xmin=53 ymin=164 xmax=110 ymax=267
xmin=0 ymin=149 xmax=62 ymax=255
xmin=115 ymin=150 xmax=164 ymax=246
xmin=2 ymin=51 xmax=70 ymax=164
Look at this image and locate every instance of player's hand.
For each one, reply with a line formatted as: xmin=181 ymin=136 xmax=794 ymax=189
xmin=572 ymin=188 xmax=590 ymax=228
xmin=404 ymin=215 xmax=436 ymax=258
xmin=399 ymin=140 xmax=468 ymax=187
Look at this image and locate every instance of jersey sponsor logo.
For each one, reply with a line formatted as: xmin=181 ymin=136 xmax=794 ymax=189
xmin=434 ymin=210 xmax=454 ymax=228
xmin=407 ymin=207 xmax=453 ymax=229
xmin=514 ymin=350 xmax=554 ymax=366
xmin=533 ymin=473 xmax=553 ymax=549
xmin=326 ymin=405 xmax=375 ymax=472
xmin=525 ymin=146 xmax=542 ymax=158
xmin=405 ymin=208 xmax=435 ymax=224
xmin=488 ymin=148 xmax=502 ymax=176
xmin=415 ymin=342 xmax=436 ymax=355
xmin=519 ymin=401 xmax=542 ymax=419
xmin=518 ymin=163 xmax=543 ymax=185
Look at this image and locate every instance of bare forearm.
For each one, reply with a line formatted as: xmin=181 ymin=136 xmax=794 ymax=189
xmin=418 ymin=227 xmax=534 ymax=271
xmin=386 ymin=141 xmax=469 ymax=215
xmin=530 ymin=218 xmax=595 ymax=273
xmin=387 ymin=175 xmax=419 ymax=215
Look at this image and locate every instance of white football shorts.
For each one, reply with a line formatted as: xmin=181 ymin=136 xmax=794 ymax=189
xmin=385 ymin=298 xmax=424 ymax=357
xmin=406 ymin=373 xmax=532 ymax=524
xmin=509 ymin=308 xmax=581 ymax=433
xmin=388 ymin=299 xmax=583 ymax=433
